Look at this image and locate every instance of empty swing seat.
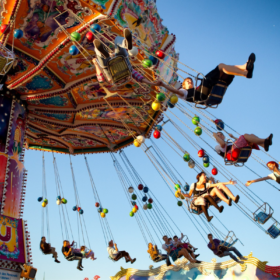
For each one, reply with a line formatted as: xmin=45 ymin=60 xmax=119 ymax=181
xmin=254 ymin=211 xmax=271 ymax=224
xmin=108 ymin=56 xmax=131 ymax=85
xmin=267 ymin=224 xmax=280 ymax=239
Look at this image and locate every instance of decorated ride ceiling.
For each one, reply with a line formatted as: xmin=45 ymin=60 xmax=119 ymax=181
xmin=1 ymin=0 xmax=178 ymax=154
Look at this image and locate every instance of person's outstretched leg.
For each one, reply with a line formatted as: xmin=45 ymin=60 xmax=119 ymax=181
xmin=243 ymin=133 xmax=273 ymax=151
xmin=217 ymin=185 xmax=239 ymax=203
xmin=218 ymin=63 xmax=247 ymax=77
xmin=201 ymin=205 xmax=213 ymax=222
xmin=222 ymin=251 xmax=243 ymax=263
xmin=179 ymin=249 xmax=196 ymax=263
xmin=209 ymin=189 xmax=232 ymax=206
xmin=227 ymin=247 xmax=247 ymax=260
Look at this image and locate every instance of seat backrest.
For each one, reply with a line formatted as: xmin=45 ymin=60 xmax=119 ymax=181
xmin=254 ymin=212 xmax=270 ymax=224
xmin=267 ymin=224 xmax=280 ymax=239
xmin=108 ymin=56 xmax=131 ymax=84
xmin=237 ymin=147 xmax=252 ymax=163
xmin=206 ymin=80 xmax=228 ymax=106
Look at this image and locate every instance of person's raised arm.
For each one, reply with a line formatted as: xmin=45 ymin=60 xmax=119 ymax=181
xmin=114 ymin=243 xmax=118 ymax=252
xmin=182 ymin=188 xmax=193 ymax=198
xmin=209 ymin=180 xmax=236 ymax=187
xmin=246 ymin=176 xmax=271 ymax=187
xmin=213 ymin=132 xmax=226 ymax=148
xmin=160 ymin=82 xmax=185 ymax=97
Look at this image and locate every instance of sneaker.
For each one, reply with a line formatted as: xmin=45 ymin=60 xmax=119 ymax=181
xmin=80 ymin=265 xmax=84 ymax=268
xmin=264 ymin=139 xmax=269 ymax=152
xmin=234 ymin=195 xmax=240 ymax=204
xmin=195 ymin=260 xmax=202 ymax=264
xmin=246 ymin=53 xmax=255 ymax=79
xmin=240 ymin=256 xmax=248 ymax=261
xmin=131 ymin=258 xmax=136 ymax=264
xmin=219 ymin=206 xmax=224 ymax=213
xmin=123 ymin=29 xmax=133 ymax=50
xmin=54 ymin=259 xmax=60 ymax=263
xmin=93 ymin=39 xmax=109 ymax=58
xmin=237 ymin=260 xmax=244 ymax=264
xmin=194 ymin=254 xmax=200 ymax=258
xmin=125 ymin=259 xmax=130 ymax=263
xmin=77 ymin=267 xmax=83 ymax=271
xmin=228 ymin=198 xmax=232 ymax=206
xmin=268 ymin=134 xmax=273 ymax=146
xmin=207 ymin=216 xmax=213 ymax=223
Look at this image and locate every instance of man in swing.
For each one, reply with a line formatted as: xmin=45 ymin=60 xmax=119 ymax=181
xmin=158 ymin=53 xmax=255 ymax=104
xmin=107 ymin=240 xmax=136 ymax=263
xmin=62 ymin=240 xmax=84 ymax=271
xmin=40 ymin=236 xmax=60 ymax=263
xmin=207 ymin=233 xmax=247 ymax=264
xmin=92 ymin=28 xmax=161 ymax=87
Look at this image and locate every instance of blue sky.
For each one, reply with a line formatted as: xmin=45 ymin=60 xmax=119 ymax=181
xmin=23 ymin=0 xmax=280 ymax=279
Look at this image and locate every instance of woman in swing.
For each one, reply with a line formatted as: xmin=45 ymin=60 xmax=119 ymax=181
xmin=246 ymin=161 xmax=280 ymax=187
xmin=213 ymin=132 xmax=273 ymax=162
xmin=157 ymin=53 xmax=255 ymax=104
xmin=182 ymin=172 xmax=239 ymax=222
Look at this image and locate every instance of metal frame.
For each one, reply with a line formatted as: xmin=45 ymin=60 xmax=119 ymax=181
xmin=224 ymin=139 xmax=252 ymax=167
xmin=253 ymin=202 xmax=274 ymax=225
xmin=0 ymin=43 xmax=15 ymax=76
xmin=220 ymin=231 xmax=238 ymax=248
xmin=267 ymin=221 xmax=280 ymax=239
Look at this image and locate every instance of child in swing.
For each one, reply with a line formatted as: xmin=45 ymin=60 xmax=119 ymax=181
xmin=80 ymin=246 xmax=96 ymax=261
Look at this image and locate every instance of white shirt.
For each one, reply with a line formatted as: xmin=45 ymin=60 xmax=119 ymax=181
xmin=178 ymin=89 xmax=188 ymax=100
xmin=162 ymin=241 xmax=173 ymax=252
xmin=190 ymin=182 xmax=211 ymax=191
xmin=268 ymin=173 xmax=280 ymax=181
xmin=107 ymin=246 xmax=118 ymax=258
xmin=215 ymin=144 xmax=226 ymax=154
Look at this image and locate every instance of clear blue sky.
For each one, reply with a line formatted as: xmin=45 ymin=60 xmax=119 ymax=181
xmin=24 ymin=0 xmax=280 ymax=279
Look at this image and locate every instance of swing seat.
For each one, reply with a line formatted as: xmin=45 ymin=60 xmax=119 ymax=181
xmin=222 ymin=238 xmax=238 ymax=248
xmin=253 ymin=203 xmax=274 ymax=225
xmin=254 ymin=212 xmax=271 ymax=224
xmin=224 ymin=140 xmax=252 ymax=167
xmin=267 ymin=224 xmax=280 ymax=239
xmin=108 ymin=256 xmax=116 ymax=262
xmin=107 ymin=56 xmax=131 ymax=85
xmin=195 ymin=80 xmax=228 ymax=109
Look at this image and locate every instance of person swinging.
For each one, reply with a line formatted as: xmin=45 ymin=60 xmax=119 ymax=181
xmin=62 ymin=240 xmax=84 ymax=271
xmin=158 ymin=53 xmax=256 ymax=105
xmin=183 ymin=172 xmax=239 ymax=222
xmin=147 ymin=243 xmax=172 ymax=266
xmin=40 ymin=236 xmax=60 ymax=263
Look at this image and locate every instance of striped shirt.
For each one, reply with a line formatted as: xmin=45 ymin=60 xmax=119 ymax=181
xmin=132 ymin=69 xmax=144 ymax=83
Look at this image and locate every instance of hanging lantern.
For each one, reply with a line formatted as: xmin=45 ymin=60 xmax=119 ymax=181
xmin=152 ymin=100 xmax=161 ymax=111
xmin=155 ymin=50 xmax=165 ymax=59
xmin=188 ymin=159 xmax=195 ymax=169
xmin=148 ymin=198 xmax=153 ymax=204
xmin=142 ymin=196 xmax=147 ymax=202
xmin=198 ymin=149 xmax=204 ymax=158
xmin=131 ymin=194 xmax=137 ymax=200
xmin=61 ymin=198 xmax=67 ymax=204
xmin=174 ymin=184 xmax=181 ymax=191
xmin=70 ymin=32 xmax=81 ymax=42
xmin=142 ymin=59 xmax=153 ymax=68
xmin=128 ymin=186 xmax=134 ymax=193
xmin=183 ymin=184 xmax=190 ymax=192
xmin=132 ymin=207 xmax=137 ymax=213
xmin=134 ymin=139 xmax=141 ymax=147
xmin=95 ymin=202 xmax=100 ymax=207
xmin=101 ymin=212 xmax=106 ymax=218
xmin=69 ymin=45 xmax=79 ymax=55
xmin=128 ymin=46 xmax=138 ymax=56
xmin=138 ymin=184 xmax=144 ymax=190
xmin=90 ymin=24 xmax=101 ymax=33
xmin=98 ymin=207 xmax=103 ymax=213
xmin=37 ymin=197 xmax=43 ymax=202
xmin=42 ymin=202 xmax=47 ymax=208
xmin=14 ymin=29 xmax=23 ymax=39
xmin=79 ymin=209 xmax=84 ymax=214
xmin=167 ymin=100 xmax=175 ymax=108
xmin=77 ymin=207 xmax=81 ymax=212
xmin=192 ymin=116 xmax=200 ymax=125
xmin=203 ymin=162 xmax=210 ymax=168
xmin=56 ymin=199 xmax=62 ymax=205
xmin=183 ymin=153 xmax=190 ymax=162
xmin=216 ymin=121 xmax=224 ymax=131
xmin=156 ymin=92 xmax=166 ymax=102
xmin=134 ymin=205 xmax=139 ymax=210
xmin=147 ymin=203 xmax=152 ymax=209
xmin=57 ymin=196 xmax=61 ymax=200
xmin=149 ymin=55 xmax=158 ymax=65
xmin=131 ymin=201 xmax=136 ymax=206
xmin=103 ymin=208 xmax=108 ymax=214
xmin=143 ymin=186 xmax=149 ymax=193
xmin=155 ymin=125 xmax=162 ymax=131
xmin=73 ymin=206 xmax=77 ymax=211
xmin=43 ymin=198 xmax=48 ymax=204
xmin=153 ymin=130 xmax=161 ymax=139
xmin=143 ymin=204 xmax=148 ymax=210
xmin=169 ymin=94 xmax=178 ymax=105
xmin=212 ymin=167 xmax=218 ymax=175
xmin=194 ymin=127 xmax=202 ymax=136
xmin=86 ymin=31 xmax=94 ymax=42
xmin=129 ymin=211 xmax=134 ymax=217
xmin=0 ymin=24 xmax=10 ymax=34
xmin=177 ymin=201 xmax=183 ymax=207
xmin=136 ymin=135 xmax=145 ymax=144
xmin=203 ymin=155 xmax=210 ymax=164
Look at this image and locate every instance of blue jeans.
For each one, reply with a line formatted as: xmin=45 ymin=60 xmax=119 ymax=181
xmin=220 ymin=247 xmax=243 ymax=262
